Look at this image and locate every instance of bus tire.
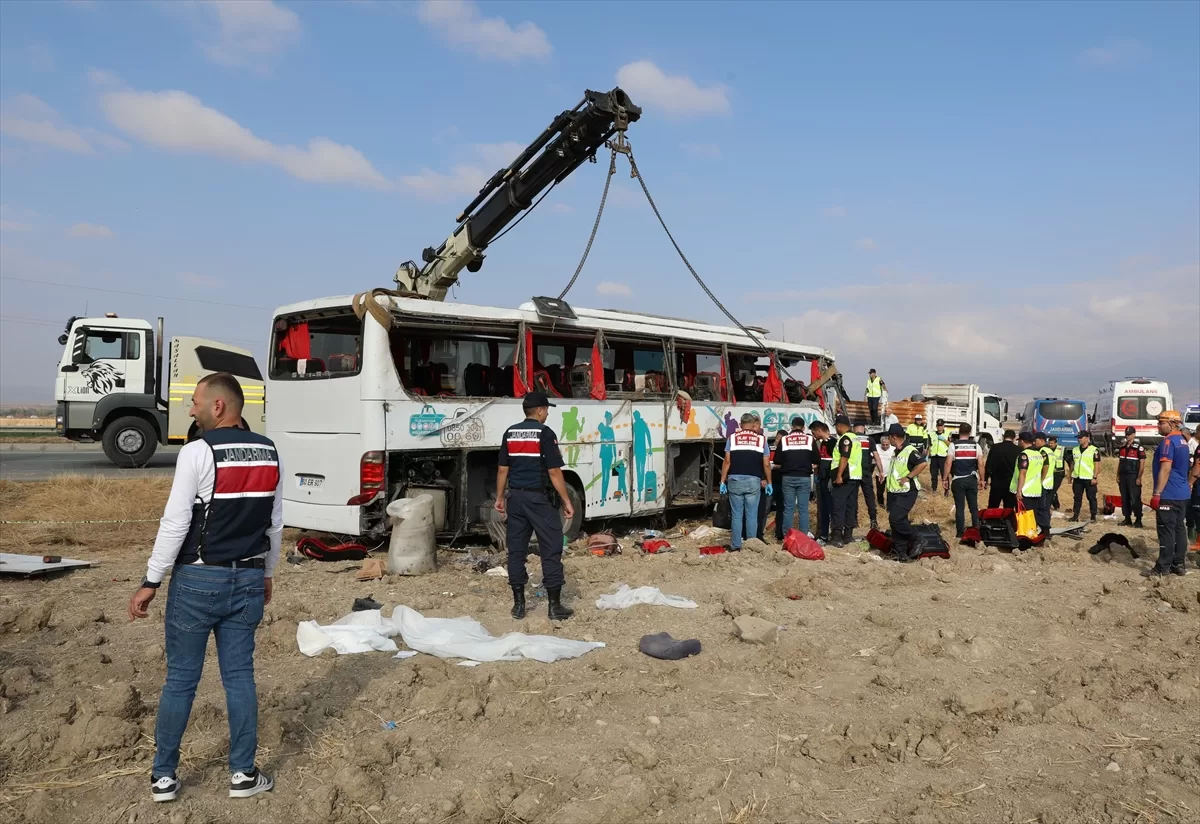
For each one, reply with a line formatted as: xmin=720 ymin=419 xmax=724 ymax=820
xmin=562 ymin=483 xmax=584 ymax=542
xmin=102 ymin=415 xmax=158 ymax=467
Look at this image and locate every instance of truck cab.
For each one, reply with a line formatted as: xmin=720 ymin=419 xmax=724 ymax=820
xmin=54 ymin=314 xmax=267 ymax=466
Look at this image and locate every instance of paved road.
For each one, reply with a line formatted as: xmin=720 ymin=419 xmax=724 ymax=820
xmin=0 ymin=444 xmax=180 ymax=481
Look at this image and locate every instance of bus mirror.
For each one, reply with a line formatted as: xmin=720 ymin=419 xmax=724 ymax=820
xmin=1015 ymin=413 xmax=1025 ymax=422
xmin=58 ymin=334 xmax=69 ymax=346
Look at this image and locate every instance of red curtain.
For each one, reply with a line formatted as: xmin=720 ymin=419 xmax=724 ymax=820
xmin=280 ymin=322 xmax=310 ymax=359
xmin=590 ymin=341 xmax=606 ymax=400
xmin=719 ymin=352 xmax=729 ymax=402
xmin=810 ymin=360 xmax=825 ymax=409
xmin=763 ymin=353 xmax=784 ymax=403
xmin=513 ymin=328 xmax=534 ymax=396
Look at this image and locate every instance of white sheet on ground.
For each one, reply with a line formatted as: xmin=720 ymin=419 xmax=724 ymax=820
xmin=296 ymin=605 xmax=604 ymax=663
xmin=595 ymin=584 xmax=698 ymax=610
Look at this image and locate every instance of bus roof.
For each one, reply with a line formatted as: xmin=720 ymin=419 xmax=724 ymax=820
xmin=272 ymin=294 xmax=835 ymax=361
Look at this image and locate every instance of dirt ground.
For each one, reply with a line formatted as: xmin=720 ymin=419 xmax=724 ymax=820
xmin=1 ymin=467 xmax=1198 ymax=824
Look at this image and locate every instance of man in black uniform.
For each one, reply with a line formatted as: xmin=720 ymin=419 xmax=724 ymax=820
xmin=885 ymin=423 xmax=928 ymax=560
xmin=811 ymin=421 xmax=835 ymax=542
xmin=853 ymin=423 xmax=879 ymax=531
xmin=495 ymin=392 xmax=576 ymax=621
xmin=1116 ymin=425 xmax=1145 ymax=527
xmin=830 ymin=414 xmax=860 ymax=546
xmin=985 ymin=429 xmax=1020 ymax=509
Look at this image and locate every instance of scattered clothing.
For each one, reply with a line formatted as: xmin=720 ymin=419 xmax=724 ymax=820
xmin=595 ymin=584 xmax=698 ymax=610
xmin=639 ymin=632 xmax=702 ymax=660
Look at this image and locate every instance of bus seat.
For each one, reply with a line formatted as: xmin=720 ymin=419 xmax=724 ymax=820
xmin=298 ymin=358 xmax=326 ymax=375
xmin=411 ymin=365 xmax=435 ymax=395
xmin=429 ymin=363 xmax=450 ymax=393
xmin=568 ymin=364 xmax=593 ymax=398
xmin=644 ymin=371 xmax=668 ymax=393
xmin=545 ymin=364 xmax=567 ymax=396
xmin=692 ymin=372 xmax=720 ymax=401
xmin=533 ymin=369 xmax=564 ymax=397
xmin=327 ymin=353 xmax=358 ymax=373
xmin=495 ymin=365 xmax=514 ymax=397
xmin=464 ymin=363 xmax=490 ymax=396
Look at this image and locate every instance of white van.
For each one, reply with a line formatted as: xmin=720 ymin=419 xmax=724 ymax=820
xmin=1093 ymin=377 xmax=1172 ymax=453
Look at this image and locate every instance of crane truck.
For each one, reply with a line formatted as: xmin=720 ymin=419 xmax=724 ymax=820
xmin=54 ymin=315 xmax=267 ymax=466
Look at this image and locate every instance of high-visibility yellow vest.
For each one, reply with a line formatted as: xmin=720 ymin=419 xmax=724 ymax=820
xmin=1072 ymin=445 xmax=1098 ymax=479
xmin=930 ymin=431 xmax=949 ymax=457
xmin=866 ymin=376 xmax=883 ymax=398
xmin=1039 ymin=446 xmax=1056 ymax=489
xmin=1051 ymin=446 xmax=1065 ymax=471
xmin=887 ymin=444 xmax=919 ymax=493
xmin=1010 ymin=448 xmax=1044 ymax=497
xmin=906 ymin=423 xmax=928 ymax=442
xmin=837 ymin=432 xmax=863 ymax=481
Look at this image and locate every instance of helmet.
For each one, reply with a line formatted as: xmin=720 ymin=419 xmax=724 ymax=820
xmin=1158 ymin=409 xmax=1182 ymax=424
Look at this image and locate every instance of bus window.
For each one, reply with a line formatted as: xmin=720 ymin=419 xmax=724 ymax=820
xmin=729 ymin=352 xmax=762 ymax=402
xmin=271 ymin=314 xmax=362 ymax=380
xmin=603 ymin=339 xmax=669 ymax=395
xmin=393 ymin=330 xmax=516 ymax=398
xmin=675 ymin=348 xmax=726 ymax=401
xmin=1038 ymin=400 xmax=1085 ymax=421
xmin=533 ymin=334 xmax=593 ymax=398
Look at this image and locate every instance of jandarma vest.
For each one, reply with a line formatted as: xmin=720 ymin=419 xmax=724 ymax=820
xmin=728 ymin=429 xmax=767 ymax=478
xmin=776 ymin=431 xmax=815 ymax=475
xmin=178 ymin=428 xmax=280 ymax=566
xmin=950 ymin=438 xmax=979 ymax=478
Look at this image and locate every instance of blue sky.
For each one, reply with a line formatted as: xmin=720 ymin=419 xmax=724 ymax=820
xmin=2 ymin=0 xmax=1198 ymax=407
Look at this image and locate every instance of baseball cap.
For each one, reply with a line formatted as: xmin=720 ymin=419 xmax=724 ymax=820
xmin=522 ymin=391 xmax=556 ymax=410
xmin=936 ymin=418 xmax=945 ymax=426
xmin=887 ymin=423 xmax=906 ymax=437
xmin=1078 ymin=430 xmax=1091 ymax=439
xmin=1019 ymin=431 xmax=1034 ymax=443
xmin=1033 ymin=431 xmax=1046 ymax=440
xmin=1125 ymin=425 xmax=1137 ymax=435
xmin=835 ymin=414 xmax=851 ymax=426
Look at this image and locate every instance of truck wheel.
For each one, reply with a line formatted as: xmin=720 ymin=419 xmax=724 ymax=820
xmin=978 ymin=434 xmax=993 ymax=452
xmin=562 ymin=483 xmax=584 ymax=542
xmin=102 ymin=416 xmax=158 ymax=467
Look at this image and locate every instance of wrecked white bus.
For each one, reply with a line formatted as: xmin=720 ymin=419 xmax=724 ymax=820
xmin=265 ymin=293 xmax=838 ymax=542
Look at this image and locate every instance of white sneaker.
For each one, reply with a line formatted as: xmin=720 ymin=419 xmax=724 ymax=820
xmin=151 ymin=775 xmax=180 ymax=802
xmin=229 ymin=769 xmax=274 ymax=799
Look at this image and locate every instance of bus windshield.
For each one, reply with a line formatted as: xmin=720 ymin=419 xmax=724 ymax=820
xmin=1037 ymin=401 xmax=1084 ymax=421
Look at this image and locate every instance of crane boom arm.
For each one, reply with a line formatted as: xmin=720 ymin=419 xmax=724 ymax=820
xmin=395 ymin=87 xmax=641 ymax=300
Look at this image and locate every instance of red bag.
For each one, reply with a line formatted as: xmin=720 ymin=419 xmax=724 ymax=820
xmin=782 ymin=529 xmax=825 ymax=561
xmin=642 ymin=539 xmax=671 ymax=554
xmin=699 ymin=545 xmax=727 ymax=555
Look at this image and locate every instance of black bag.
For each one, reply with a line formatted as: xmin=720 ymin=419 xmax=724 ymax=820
xmin=911 ymin=523 xmax=950 ymax=559
xmin=713 ymin=493 xmax=732 ymax=529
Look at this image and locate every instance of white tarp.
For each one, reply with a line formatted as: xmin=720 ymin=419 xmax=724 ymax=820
xmin=296 ymin=605 xmax=604 ymax=663
xmin=595 ymin=584 xmax=698 ymax=611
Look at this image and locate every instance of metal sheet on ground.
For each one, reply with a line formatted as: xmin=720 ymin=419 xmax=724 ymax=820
xmin=0 ymin=553 xmax=94 ymax=576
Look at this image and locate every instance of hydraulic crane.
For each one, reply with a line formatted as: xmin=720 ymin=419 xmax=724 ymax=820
xmin=393 ymin=87 xmax=641 ymax=301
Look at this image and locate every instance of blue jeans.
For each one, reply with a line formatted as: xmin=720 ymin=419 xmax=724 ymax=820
xmin=780 ymin=475 xmax=812 ymax=535
xmin=153 ymin=565 xmax=266 ymax=779
xmin=727 ymin=476 xmax=761 ymax=549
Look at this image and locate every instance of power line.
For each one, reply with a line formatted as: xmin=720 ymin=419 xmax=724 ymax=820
xmin=0 ymin=276 xmax=272 ymax=311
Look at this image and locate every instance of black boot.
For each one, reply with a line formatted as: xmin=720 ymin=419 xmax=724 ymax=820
xmin=869 ymin=519 xmax=879 ymax=532
xmin=510 ymin=586 xmax=526 ymax=620
xmin=1120 ymin=517 xmax=1133 ymax=526
xmin=547 ymin=587 xmax=574 ymax=621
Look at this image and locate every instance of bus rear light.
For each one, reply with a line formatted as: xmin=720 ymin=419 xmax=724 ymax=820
xmin=348 ymin=451 xmax=385 ymax=506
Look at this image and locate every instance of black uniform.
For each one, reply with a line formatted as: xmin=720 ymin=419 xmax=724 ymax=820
xmin=946 ymin=438 xmax=981 ymax=537
xmin=830 ymin=432 xmax=860 ymax=542
xmin=1116 ymin=439 xmax=1145 ymax=526
xmin=985 ymin=439 xmax=1020 ymax=509
xmin=499 ymin=419 xmax=566 ymax=588
xmin=887 ymin=446 xmax=926 ymax=557
xmin=815 ymin=436 xmax=835 ymax=540
xmin=856 ymin=433 xmax=878 ymax=527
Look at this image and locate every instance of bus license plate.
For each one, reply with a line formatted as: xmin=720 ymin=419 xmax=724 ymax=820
xmin=298 ymin=476 xmax=324 ymax=490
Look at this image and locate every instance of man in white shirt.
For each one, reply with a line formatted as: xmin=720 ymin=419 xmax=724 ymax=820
xmin=127 ymin=373 xmax=282 ymax=804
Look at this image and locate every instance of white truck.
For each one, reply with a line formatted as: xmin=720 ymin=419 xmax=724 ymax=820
xmin=919 ymin=383 xmax=1008 ymax=449
xmin=55 ymin=314 xmax=267 ymax=466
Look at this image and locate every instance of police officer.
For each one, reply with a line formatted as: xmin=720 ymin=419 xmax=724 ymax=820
xmin=885 ymin=423 xmax=928 ymax=560
xmin=1011 ymin=431 xmax=1049 ymax=540
xmin=943 ymin=423 xmax=984 ymax=538
xmin=928 ymin=419 xmax=950 ymax=495
xmin=811 ymin=421 xmax=835 ymax=542
xmin=1035 ymin=431 xmax=1056 ymax=525
xmin=906 ymin=413 xmax=930 ymax=451
xmin=495 ymin=392 xmax=576 ymax=621
xmin=1046 ymin=436 xmax=1066 ymax=510
xmin=853 ymin=423 xmax=879 ymax=531
xmin=1070 ymin=430 xmax=1101 ymax=523
xmin=865 ymin=369 xmax=885 ymax=425
xmin=830 ymin=414 xmax=862 ymax=546
xmin=1116 ymin=426 xmax=1145 ymax=527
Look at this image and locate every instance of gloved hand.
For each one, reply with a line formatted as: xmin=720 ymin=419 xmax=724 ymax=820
xmin=765 ymin=484 xmax=773 ymax=496
xmin=1150 ymin=494 xmax=1161 ymax=510
xmin=719 ymin=482 xmax=728 ymax=495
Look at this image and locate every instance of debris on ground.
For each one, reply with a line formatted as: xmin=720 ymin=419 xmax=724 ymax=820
xmin=639 ymin=632 xmax=702 ymax=660
xmin=595 ymin=584 xmax=697 ymax=610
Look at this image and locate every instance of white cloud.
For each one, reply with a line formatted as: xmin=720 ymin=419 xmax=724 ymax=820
xmin=1079 ymin=38 xmax=1147 ymax=67
xmin=101 ymin=88 xmax=391 ymax=189
xmin=856 ymin=237 xmax=878 ymax=251
xmin=822 ymin=205 xmax=847 ymax=218
xmin=473 ymin=141 xmax=525 ymax=169
xmin=595 ymin=281 xmax=632 ymax=298
xmin=0 ymin=94 xmax=126 ymax=155
xmin=615 ymin=61 xmax=730 ymax=118
xmin=87 ymin=68 xmax=123 ymax=88
xmin=416 ymin=0 xmax=551 ymax=62
xmin=681 ymin=142 xmax=721 ymax=159
xmin=550 ymin=203 xmax=575 ymax=216
xmin=178 ymin=271 xmax=223 ymax=288
xmin=401 ymin=165 xmax=487 ymax=199
xmin=67 ymin=222 xmax=114 ymax=238
xmin=0 ymin=220 xmax=33 ymax=232
xmin=168 ymin=0 xmax=302 ymax=72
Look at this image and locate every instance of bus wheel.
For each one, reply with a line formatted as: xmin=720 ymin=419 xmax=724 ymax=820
xmin=102 ymin=416 xmax=157 ymax=467
xmin=562 ymin=483 xmax=584 ymax=542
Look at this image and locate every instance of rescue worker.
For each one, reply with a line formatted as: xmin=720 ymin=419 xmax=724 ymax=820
xmin=1047 ymin=435 xmax=1066 ymax=510
xmin=830 ymin=414 xmax=862 ymax=546
xmin=1035 ymin=431 xmax=1055 ymax=526
xmin=1069 ymin=430 xmax=1101 ymax=523
xmin=853 ymin=423 xmax=879 ymax=530
xmin=719 ymin=412 xmax=772 ymax=551
xmin=495 ymin=392 xmax=576 ymax=621
xmin=943 ymin=422 xmax=984 ymax=538
xmin=1011 ymin=431 xmax=1049 ymax=541
xmin=1147 ymin=410 xmax=1191 ymax=577
xmin=865 ymin=369 xmax=885 ymax=425
xmin=1116 ymin=425 xmax=1145 ymax=528
xmin=928 ymin=419 xmax=950 ymax=496
xmin=885 ymin=423 xmax=928 ymax=560
xmin=985 ymin=429 xmax=1020 ymax=509
xmin=906 ymin=413 xmax=930 ymax=451
xmin=811 ymin=421 xmax=835 ymax=542
xmin=773 ymin=416 xmax=818 ymax=536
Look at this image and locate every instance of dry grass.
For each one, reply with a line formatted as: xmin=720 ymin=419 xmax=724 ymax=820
xmin=0 ymin=418 xmax=54 ymax=429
